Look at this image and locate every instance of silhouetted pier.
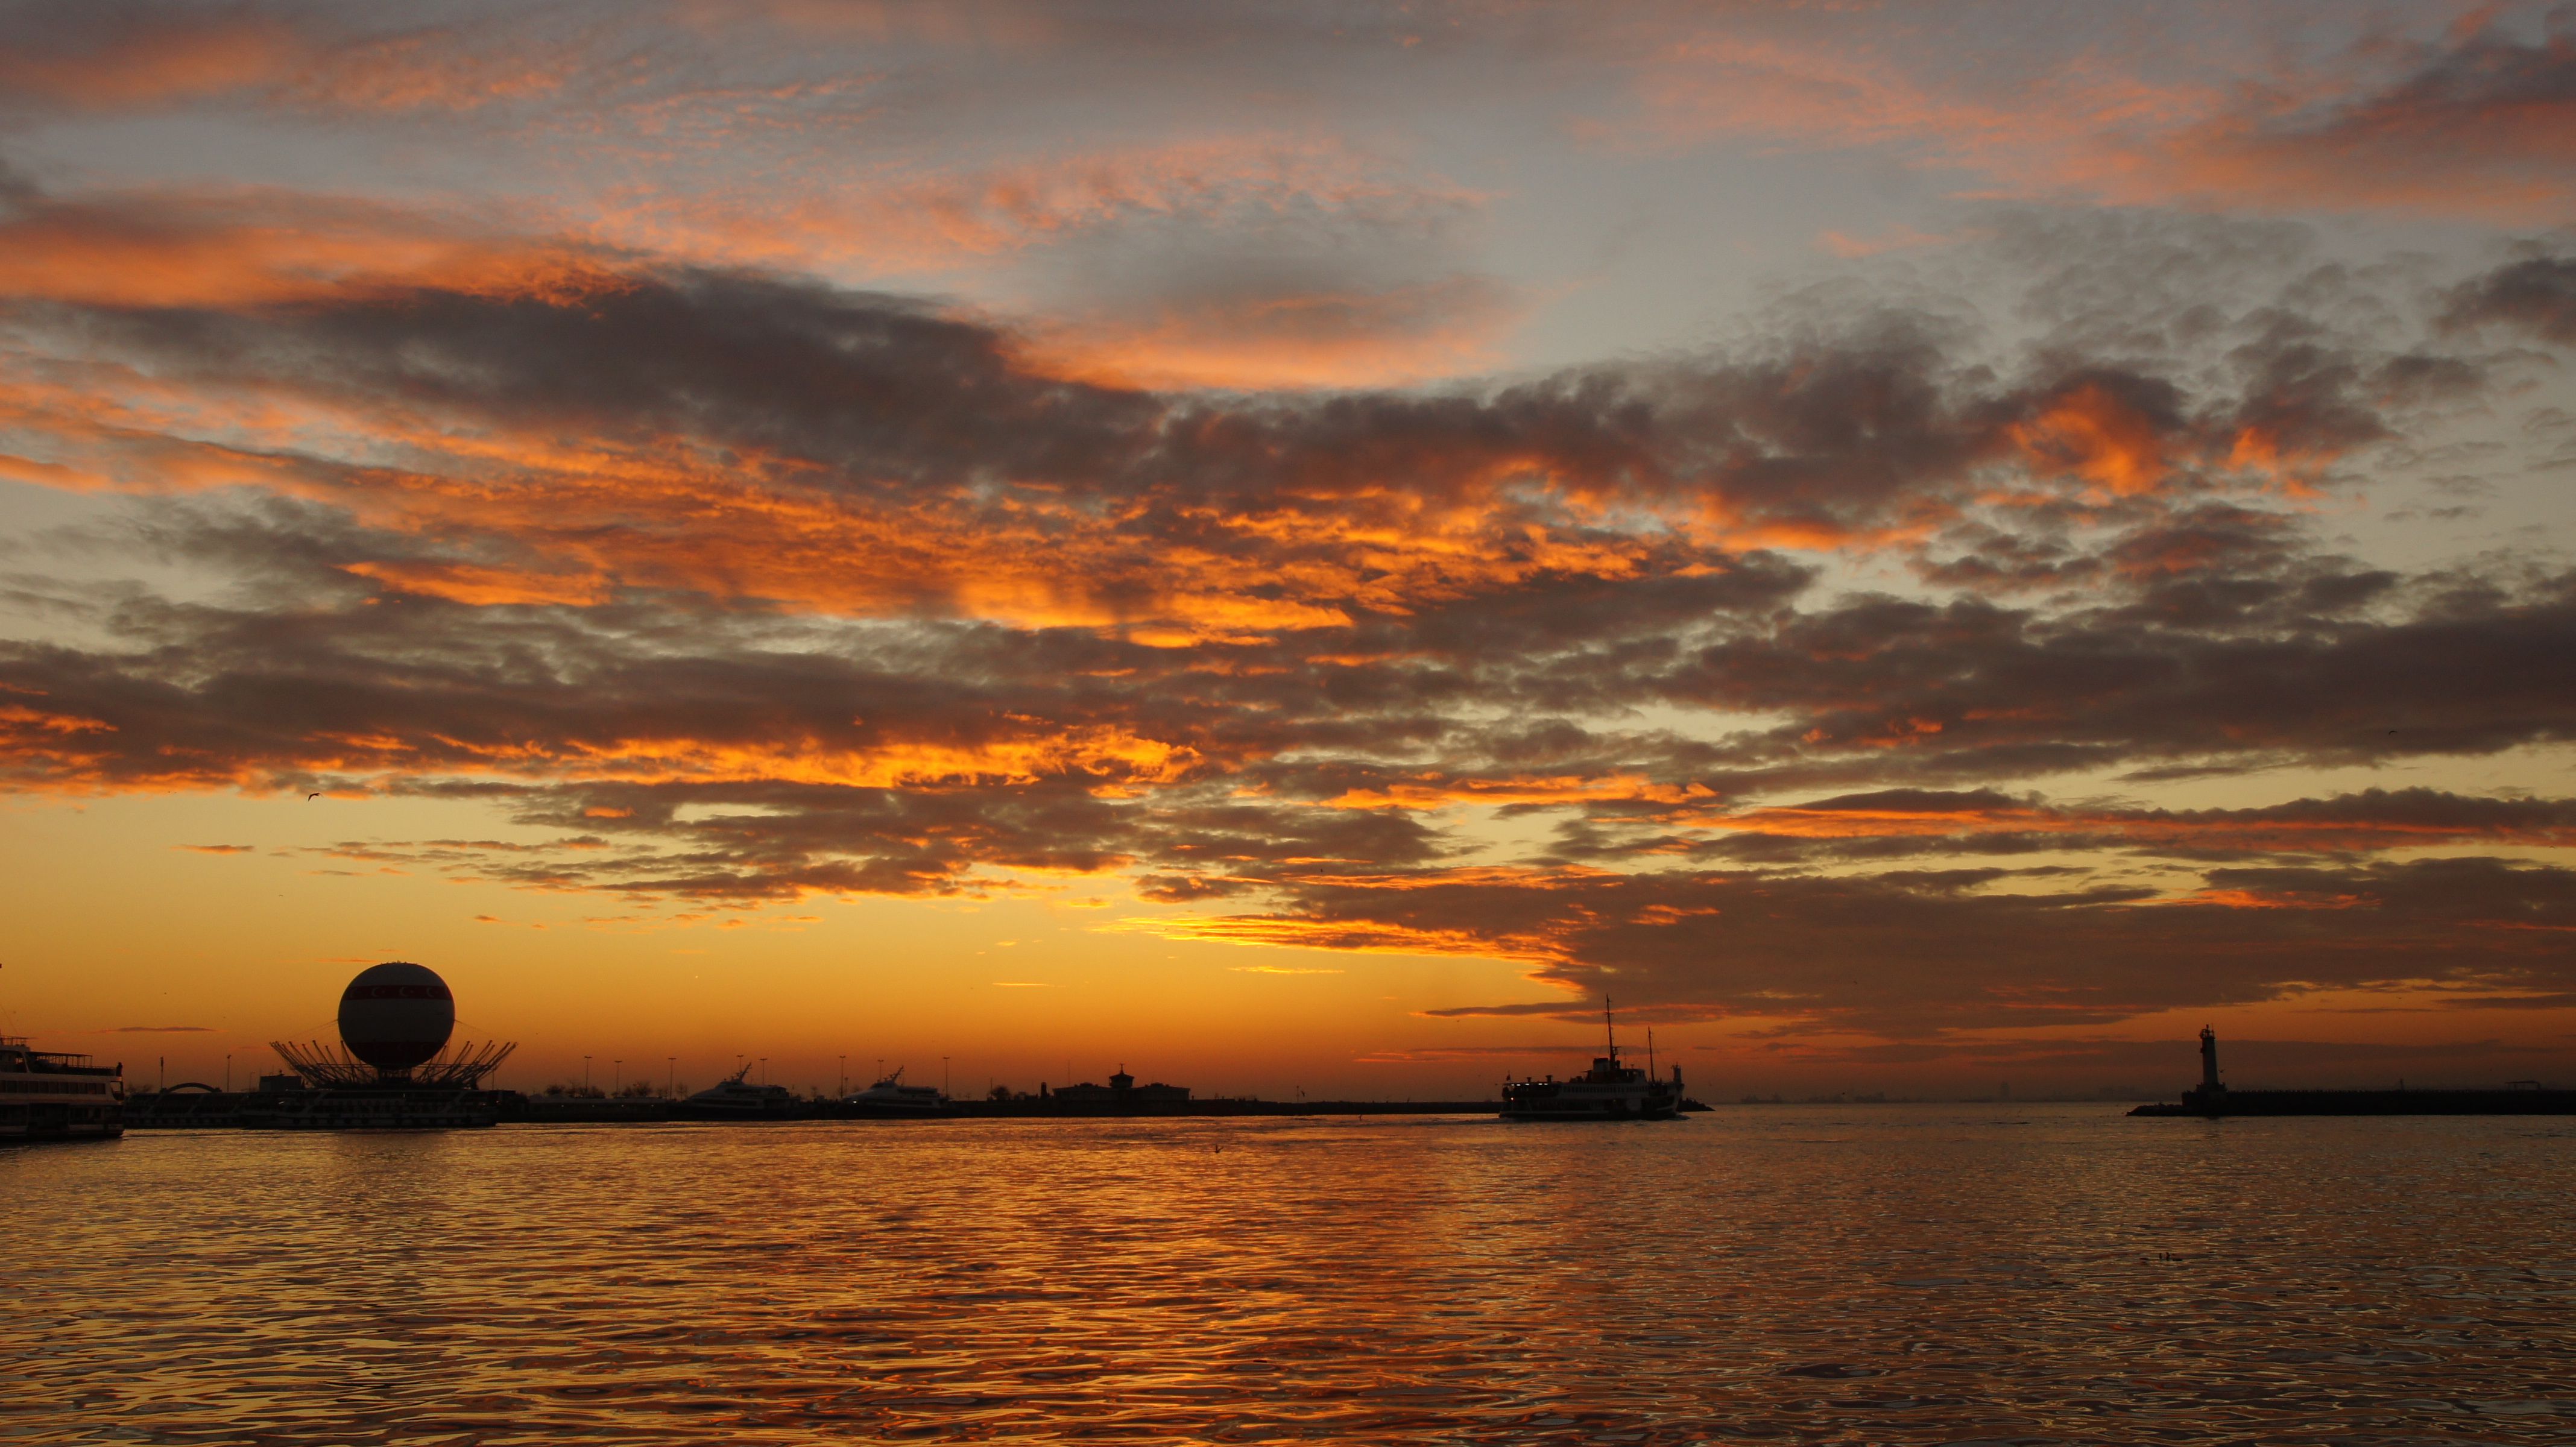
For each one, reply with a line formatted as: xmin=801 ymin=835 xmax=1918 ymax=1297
xmin=124 ymin=1089 xmax=1506 ymax=1127
xmin=503 ymin=1094 xmax=1507 ymax=1123
xmin=2130 ymin=1028 xmax=2576 ymax=1117
xmin=124 ymin=1085 xmax=502 ymax=1129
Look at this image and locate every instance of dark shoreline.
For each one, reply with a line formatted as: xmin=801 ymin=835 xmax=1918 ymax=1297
xmin=2132 ymin=1087 xmax=2576 ymax=1117
xmin=121 ymin=1089 xmax=1517 ymax=1128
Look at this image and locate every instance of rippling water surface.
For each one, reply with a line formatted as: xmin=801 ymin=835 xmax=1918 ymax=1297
xmin=8 ymin=1107 xmax=2576 ymax=1443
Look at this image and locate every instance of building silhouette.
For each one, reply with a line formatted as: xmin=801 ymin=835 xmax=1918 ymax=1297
xmin=1046 ymin=1066 xmax=1189 ymax=1107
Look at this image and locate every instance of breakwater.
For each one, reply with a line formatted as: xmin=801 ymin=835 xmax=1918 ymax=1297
xmin=2132 ymin=1086 xmax=2576 ymax=1117
xmin=2129 ymin=1027 xmax=2576 ymax=1117
xmin=123 ymin=1086 xmax=504 ymax=1129
xmin=536 ymin=1095 xmax=1508 ymax=1122
xmin=123 ymin=1088 xmax=1507 ymax=1127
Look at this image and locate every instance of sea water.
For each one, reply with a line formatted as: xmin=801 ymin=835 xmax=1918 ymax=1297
xmin=5 ymin=1106 xmax=2574 ymax=1443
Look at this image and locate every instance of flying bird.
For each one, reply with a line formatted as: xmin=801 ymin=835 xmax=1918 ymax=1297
xmin=307 ymin=792 xmax=323 ymax=801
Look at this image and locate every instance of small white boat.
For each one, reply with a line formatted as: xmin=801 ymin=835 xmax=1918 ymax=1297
xmin=841 ymin=1067 xmax=950 ymax=1118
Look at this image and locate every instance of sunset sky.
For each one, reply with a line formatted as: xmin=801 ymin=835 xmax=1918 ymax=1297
xmin=2 ymin=1 xmax=2573 ymax=1100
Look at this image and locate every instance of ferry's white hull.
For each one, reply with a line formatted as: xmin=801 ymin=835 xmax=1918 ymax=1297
xmin=1 ymin=1076 xmax=124 ymax=1141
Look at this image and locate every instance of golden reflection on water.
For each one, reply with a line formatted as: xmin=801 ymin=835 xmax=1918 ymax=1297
xmin=7 ymin=1107 xmax=2576 ymax=1443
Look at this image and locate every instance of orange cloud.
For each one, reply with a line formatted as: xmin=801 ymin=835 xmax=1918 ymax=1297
xmin=0 ymin=16 xmax=304 ymax=109
xmin=0 ymin=191 xmax=614 ymax=310
xmin=589 ymin=133 xmax=1477 ymax=270
xmin=540 ymin=727 xmax=1198 ymax=792
xmin=274 ymin=30 xmax=569 ymax=113
xmin=1016 ymin=276 xmax=1524 ymax=392
xmin=1816 ymin=224 xmax=1956 ymax=259
xmin=1624 ymin=15 xmax=2576 ymax=224
xmin=2114 ymin=27 xmax=2576 ymax=224
xmin=1111 ymin=907 xmax=1564 ymax=963
xmin=0 ymin=701 xmax=112 ymax=736
xmin=2172 ymin=887 xmax=2366 ymax=911
xmin=0 ymin=632 xmax=1211 ymax=800
xmin=1325 ymin=773 xmax=1702 ymax=811
xmin=338 ymin=561 xmax=616 ymax=608
xmin=2006 ymin=383 xmax=2174 ymax=498
xmin=571 ymin=134 xmax=1506 ymax=389
xmin=1653 ymin=792 xmax=2576 ymax=861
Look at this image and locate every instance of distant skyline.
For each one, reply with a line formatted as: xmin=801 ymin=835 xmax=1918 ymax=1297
xmin=2 ymin=1 xmax=2573 ymax=1099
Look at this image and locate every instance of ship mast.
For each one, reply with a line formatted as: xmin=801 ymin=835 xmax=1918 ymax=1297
xmin=1603 ymin=997 xmax=1617 ymax=1063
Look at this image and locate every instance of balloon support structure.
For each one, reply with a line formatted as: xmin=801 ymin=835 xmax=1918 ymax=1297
xmin=268 ymin=1038 xmax=516 ymax=1089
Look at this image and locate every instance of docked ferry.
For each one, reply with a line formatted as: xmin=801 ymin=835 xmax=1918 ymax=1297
xmin=1 ymin=1036 xmax=124 ymax=1141
xmin=841 ymin=1067 xmax=950 ymax=1118
xmin=1500 ymin=1004 xmax=1685 ymax=1121
xmin=677 ymin=1063 xmax=800 ymax=1118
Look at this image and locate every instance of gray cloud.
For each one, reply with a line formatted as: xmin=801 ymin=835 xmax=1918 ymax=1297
xmin=1278 ymin=854 xmax=2576 ymax=1035
xmin=2445 ymin=251 xmax=2576 ymax=346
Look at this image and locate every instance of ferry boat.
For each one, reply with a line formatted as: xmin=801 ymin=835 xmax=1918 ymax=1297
xmin=677 ymin=1063 xmax=799 ymax=1118
xmin=841 ymin=1067 xmax=950 ymax=1118
xmin=1 ymin=1036 xmax=125 ymax=1141
xmin=1500 ymin=1004 xmax=1685 ymax=1121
